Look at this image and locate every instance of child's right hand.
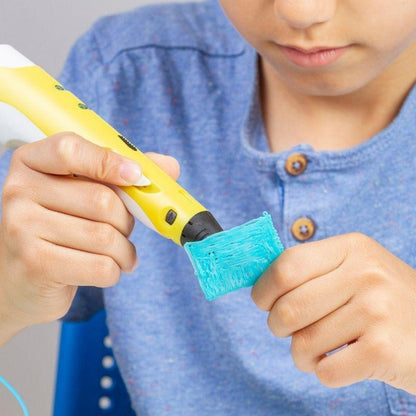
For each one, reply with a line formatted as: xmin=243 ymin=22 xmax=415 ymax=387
xmin=0 ymin=132 xmax=179 ymax=346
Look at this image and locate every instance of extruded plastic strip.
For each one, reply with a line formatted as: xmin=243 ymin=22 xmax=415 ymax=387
xmin=185 ymin=212 xmax=284 ymax=300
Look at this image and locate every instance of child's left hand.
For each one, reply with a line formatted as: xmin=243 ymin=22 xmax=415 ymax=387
xmin=251 ymin=233 xmax=416 ymax=394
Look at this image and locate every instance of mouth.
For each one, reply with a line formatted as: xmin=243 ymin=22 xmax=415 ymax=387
xmin=277 ymin=44 xmax=351 ymax=68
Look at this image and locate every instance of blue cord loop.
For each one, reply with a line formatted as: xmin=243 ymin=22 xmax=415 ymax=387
xmin=0 ymin=376 xmax=29 ymax=416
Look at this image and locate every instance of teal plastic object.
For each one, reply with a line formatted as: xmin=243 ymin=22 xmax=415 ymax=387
xmin=184 ymin=212 xmax=284 ymax=300
xmin=53 ymin=309 xmax=136 ymax=416
xmin=0 ymin=376 xmax=29 ymax=416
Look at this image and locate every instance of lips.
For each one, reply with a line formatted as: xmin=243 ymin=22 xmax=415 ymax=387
xmin=277 ymin=44 xmax=350 ymax=68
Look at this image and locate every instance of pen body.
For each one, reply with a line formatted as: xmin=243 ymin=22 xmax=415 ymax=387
xmin=0 ymin=50 xmax=217 ymax=246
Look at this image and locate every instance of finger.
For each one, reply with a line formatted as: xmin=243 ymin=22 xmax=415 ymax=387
xmin=314 ymin=337 xmax=376 ymax=388
xmin=145 ymin=152 xmax=180 ymax=180
xmin=268 ymin=264 xmax=355 ymax=336
xmin=36 ymin=238 xmax=124 ymax=288
xmin=252 ymin=234 xmax=350 ymax=311
xmin=16 ymin=132 xmax=144 ymax=186
xmin=35 ymin=206 xmax=138 ymax=273
xmin=290 ymin=301 xmax=362 ymax=373
xmin=29 ymin=172 xmax=134 ymax=237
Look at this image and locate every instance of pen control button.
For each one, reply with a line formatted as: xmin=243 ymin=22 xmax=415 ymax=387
xmin=118 ymin=134 xmax=138 ymax=151
xmin=165 ymin=209 xmax=177 ymax=225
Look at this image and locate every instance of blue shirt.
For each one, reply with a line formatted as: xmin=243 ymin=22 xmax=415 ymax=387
xmin=2 ymin=1 xmax=416 ymax=414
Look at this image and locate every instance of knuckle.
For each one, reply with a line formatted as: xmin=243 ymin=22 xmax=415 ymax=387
xmin=354 ymin=295 xmax=374 ymax=321
xmin=89 ymin=222 xmax=116 ymax=249
xmin=291 ymin=330 xmax=312 ymax=359
xmin=93 ymin=256 xmax=121 ymax=287
xmin=272 ymin=256 xmax=296 ymax=291
xmin=11 ymin=145 xmax=24 ymax=161
xmin=93 ymin=186 xmax=116 ymax=216
xmin=316 ymin=360 xmax=341 ymax=388
xmin=127 ymin=240 xmax=138 ymax=260
xmin=9 ymin=149 xmax=23 ymax=169
xmin=4 ymin=217 xmax=24 ymax=242
xmin=2 ymin=178 xmax=25 ymax=203
xmin=250 ymin=286 xmax=267 ymax=311
xmin=348 ymin=231 xmax=368 ymax=242
xmin=2 ymin=184 xmax=16 ymax=204
xmin=346 ymin=232 xmax=370 ymax=249
xmin=363 ymin=259 xmax=386 ymax=283
xmin=266 ymin=313 xmax=279 ymax=336
xmin=291 ymin=333 xmax=315 ymax=372
xmin=126 ymin=214 xmax=136 ymax=237
xmin=10 ymin=145 xmax=29 ymax=166
xmin=54 ymin=133 xmax=82 ymax=164
xmin=2 ymin=201 xmax=29 ymax=242
xmin=366 ymin=292 xmax=392 ymax=323
xmin=271 ymin=299 xmax=298 ymax=336
xmin=96 ymin=148 xmax=116 ymax=180
xmin=352 ymin=257 xmax=386 ymax=291
xmin=367 ymin=333 xmax=395 ymax=364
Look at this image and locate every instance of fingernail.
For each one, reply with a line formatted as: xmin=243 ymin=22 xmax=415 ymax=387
xmin=119 ymin=161 xmax=142 ymax=184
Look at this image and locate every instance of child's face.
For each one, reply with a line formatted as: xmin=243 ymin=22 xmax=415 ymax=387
xmin=218 ymin=0 xmax=416 ymax=96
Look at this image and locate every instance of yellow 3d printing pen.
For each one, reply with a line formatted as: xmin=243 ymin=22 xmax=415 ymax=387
xmin=0 ymin=45 xmax=222 ymax=246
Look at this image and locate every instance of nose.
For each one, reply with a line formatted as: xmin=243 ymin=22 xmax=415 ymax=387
xmin=274 ymin=0 xmax=337 ymax=29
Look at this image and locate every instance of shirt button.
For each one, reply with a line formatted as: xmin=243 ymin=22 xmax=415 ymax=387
xmin=285 ymin=153 xmax=308 ymax=176
xmin=291 ymin=217 xmax=316 ymax=241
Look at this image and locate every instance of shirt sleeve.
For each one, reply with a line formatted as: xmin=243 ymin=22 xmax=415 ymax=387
xmin=58 ymin=27 xmax=106 ymax=321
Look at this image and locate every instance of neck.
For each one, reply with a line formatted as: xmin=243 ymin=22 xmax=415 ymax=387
xmin=260 ymin=43 xmax=416 ymax=153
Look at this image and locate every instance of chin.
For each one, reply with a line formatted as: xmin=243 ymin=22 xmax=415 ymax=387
xmin=286 ymin=77 xmax=363 ymax=97
xmin=276 ymin=66 xmax=376 ymax=97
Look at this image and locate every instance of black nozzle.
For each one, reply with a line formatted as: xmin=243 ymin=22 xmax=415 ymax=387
xmin=180 ymin=211 xmax=223 ymax=245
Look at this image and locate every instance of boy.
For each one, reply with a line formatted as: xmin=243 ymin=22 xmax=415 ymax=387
xmin=0 ymin=0 xmax=415 ymax=414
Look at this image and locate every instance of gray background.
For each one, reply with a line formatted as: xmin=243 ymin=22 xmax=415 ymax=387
xmin=0 ymin=1 xmax=189 ymax=415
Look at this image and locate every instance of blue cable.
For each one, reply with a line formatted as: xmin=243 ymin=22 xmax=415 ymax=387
xmin=0 ymin=375 xmax=29 ymax=416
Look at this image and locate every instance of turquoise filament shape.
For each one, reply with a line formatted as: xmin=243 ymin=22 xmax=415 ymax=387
xmin=185 ymin=212 xmax=284 ymax=300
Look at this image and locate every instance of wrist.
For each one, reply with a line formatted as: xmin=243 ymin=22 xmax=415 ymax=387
xmin=0 ymin=303 xmax=26 ymax=347
xmin=0 ymin=231 xmax=27 ymax=346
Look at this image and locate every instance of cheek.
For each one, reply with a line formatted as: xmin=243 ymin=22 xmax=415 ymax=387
xmin=361 ymin=2 xmax=416 ymax=54
xmin=217 ymin=0 xmax=273 ymax=45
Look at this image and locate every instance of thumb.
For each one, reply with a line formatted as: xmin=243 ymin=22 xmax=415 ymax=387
xmin=16 ymin=132 xmax=179 ymax=185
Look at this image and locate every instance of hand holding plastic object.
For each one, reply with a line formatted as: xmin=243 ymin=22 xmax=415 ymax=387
xmin=0 ymin=45 xmax=222 ymax=246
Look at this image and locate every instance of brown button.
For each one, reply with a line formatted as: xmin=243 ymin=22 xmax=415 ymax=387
xmin=291 ymin=217 xmax=316 ymax=241
xmin=285 ymin=153 xmax=308 ymax=176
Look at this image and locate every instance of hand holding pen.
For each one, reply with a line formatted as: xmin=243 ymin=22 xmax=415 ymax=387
xmin=0 ymin=132 xmax=179 ymax=347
